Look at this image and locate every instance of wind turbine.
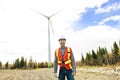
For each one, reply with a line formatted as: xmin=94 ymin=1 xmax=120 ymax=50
xmin=32 ymin=9 xmax=59 ymax=67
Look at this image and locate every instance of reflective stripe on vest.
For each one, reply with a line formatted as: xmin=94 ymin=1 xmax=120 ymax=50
xmin=67 ymin=48 xmax=72 ymax=69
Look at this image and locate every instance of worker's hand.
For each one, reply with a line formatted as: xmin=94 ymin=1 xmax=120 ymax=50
xmin=72 ymin=72 xmax=76 ymax=76
xmin=54 ymin=73 xmax=57 ymax=78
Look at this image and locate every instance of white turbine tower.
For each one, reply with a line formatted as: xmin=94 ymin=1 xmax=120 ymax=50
xmin=32 ymin=9 xmax=59 ymax=67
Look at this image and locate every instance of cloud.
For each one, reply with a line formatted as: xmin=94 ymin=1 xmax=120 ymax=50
xmin=99 ymin=15 xmax=120 ymax=25
xmin=96 ymin=2 xmax=120 ymax=14
xmin=67 ymin=25 xmax=120 ymax=60
xmin=0 ymin=0 xmax=116 ymax=63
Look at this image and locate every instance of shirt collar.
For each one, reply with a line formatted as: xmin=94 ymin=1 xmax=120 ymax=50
xmin=60 ymin=46 xmax=66 ymax=49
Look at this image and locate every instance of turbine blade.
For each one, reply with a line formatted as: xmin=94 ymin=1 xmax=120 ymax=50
xmin=31 ymin=9 xmax=48 ymax=18
xmin=49 ymin=11 xmax=61 ymax=18
xmin=49 ymin=19 xmax=55 ymax=38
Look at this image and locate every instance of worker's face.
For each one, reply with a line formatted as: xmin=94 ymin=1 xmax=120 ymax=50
xmin=59 ymin=39 xmax=66 ymax=47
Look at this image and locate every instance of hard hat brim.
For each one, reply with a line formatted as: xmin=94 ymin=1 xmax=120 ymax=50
xmin=59 ymin=38 xmax=66 ymax=41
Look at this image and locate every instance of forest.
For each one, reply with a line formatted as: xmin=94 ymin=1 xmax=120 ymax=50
xmin=77 ymin=41 xmax=120 ymax=66
xmin=0 ymin=41 xmax=120 ymax=69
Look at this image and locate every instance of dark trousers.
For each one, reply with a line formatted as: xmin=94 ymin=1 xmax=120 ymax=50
xmin=58 ymin=67 xmax=75 ymax=80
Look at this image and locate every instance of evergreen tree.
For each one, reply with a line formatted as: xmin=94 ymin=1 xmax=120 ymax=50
xmin=113 ymin=42 xmax=119 ymax=63
xmin=92 ymin=50 xmax=97 ymax=60
xmin=97 ymin=47 xmax=104 ymax=66
xmin=37 ymin=62 xmax=41 ymax=68
xmin=14 ymin=58 xmax=20 ymax=68
xmin=5 ymin=61 xmax=9 ymax=69
xmin=24 ymin=59 xmax=27 ymax=69
xmin=119 ymin=41 xmax=120 ymax=47
xmin=86 ymin=53 xmax=91 ymax=65
xmin=39 ymin=62 xmax=44 ymax=68
xmin=91 ymin=50 xmax=97 ymax=65
xmin=20 ymin=57 xmax=25 ymax=68
xmin=28 ymin=56 xmax=33 ymax=69
xmin=81 ymin=53 xmax=84 ymax=65
xmin=0 ymin=61 xmax=2 ymax=69
xmin=104 ymin=47 xmax=109 ymax=65
xmin=113 ymin=42 xmax=119 ymax=55
xmin=33 ymin=61 xmax=37 ymax=69
xmin=44 ymin=62 xmax=48 ymax=68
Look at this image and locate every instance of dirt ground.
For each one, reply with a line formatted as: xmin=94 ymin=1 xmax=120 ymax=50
xmin=0 ymin=67 xmax=120 ymax=80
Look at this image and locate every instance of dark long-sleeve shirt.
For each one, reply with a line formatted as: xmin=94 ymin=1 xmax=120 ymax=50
xmin=54 ymin=47 xmax=76 ymax=73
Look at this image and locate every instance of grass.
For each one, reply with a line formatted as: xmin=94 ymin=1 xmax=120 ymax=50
xmin=0 ymin=68 xmax=119 ymax=80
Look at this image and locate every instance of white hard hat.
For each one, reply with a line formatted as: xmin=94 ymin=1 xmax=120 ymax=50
xmin=58 ymin=36 xmax=66 ymax=41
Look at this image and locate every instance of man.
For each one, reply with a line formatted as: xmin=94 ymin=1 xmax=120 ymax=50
xmin=54 ymin=36 xmax=76 ymax=80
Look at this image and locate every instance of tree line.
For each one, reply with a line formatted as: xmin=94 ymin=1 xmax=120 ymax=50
xmin=0 ymin=41 xmax=120 ymax=69
xmin=0 ymin=56 xmax=53 ymax=69
xmin=78 ymin=41 xmax=120 ymax=66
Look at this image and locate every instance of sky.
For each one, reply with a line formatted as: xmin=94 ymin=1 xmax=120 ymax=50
xmin=0 ymin=0 xmax=120 ymax=64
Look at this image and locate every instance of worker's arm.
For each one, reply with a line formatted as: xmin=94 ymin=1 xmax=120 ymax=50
xmin=70 ymin=48 xmax=76 ymax=73
xmin=54 ymin=51 xmax=58 ymax=73
xmin=54 ymin=51 xmax=58 ymax=78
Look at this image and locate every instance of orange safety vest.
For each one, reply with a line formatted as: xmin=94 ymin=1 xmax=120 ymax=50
xmin=55 ymin=47 xmax=72 ymax=70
